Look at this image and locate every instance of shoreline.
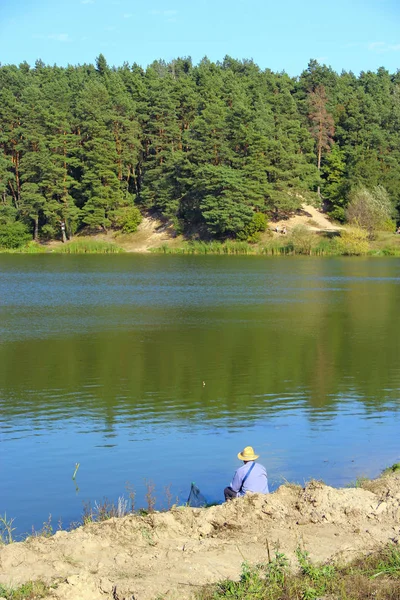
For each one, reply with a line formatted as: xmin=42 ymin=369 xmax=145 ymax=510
xmin=2 ymin=241 xmax=400 ymax=257
xmin=2 ymin=206 xmax=400 ymax=256
xmin=2 ymin=471 xmax=400 ymax=599
xmin=2 ymin=229 xmax=400 ymax=257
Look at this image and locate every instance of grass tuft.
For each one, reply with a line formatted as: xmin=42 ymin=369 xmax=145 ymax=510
xmin=196 ymin=544 xmax=400 ymax=600
xmin=0 ymin=580 xmax=50 ymax=600
xmin=345 ymin=475 xmax=371 ymax=489
xmin=52 ymin=239 xmax=124 ymax=254
xmin=0 ymin=513 xmax=16 ymax=544
xmin=150 ymin=232 xmax=367 ymax=257
xmin=0 ymin=241 xmax=47 ymax=254
xmin=382 ymin=463 xmax=400 ymax=476
xmin=81 ymin=497 xmax=130 ymax=524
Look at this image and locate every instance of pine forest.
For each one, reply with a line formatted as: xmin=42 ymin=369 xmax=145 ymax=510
xmin=1 ymin=54 xmax=400 ymax=243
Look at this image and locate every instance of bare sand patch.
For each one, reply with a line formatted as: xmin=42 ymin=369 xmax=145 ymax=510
xmin=271 ymin=203 xmax=341 ymax=235
xmin=44 ymin=215 xmax=181 ymax=254
xmin=116 ymin=217 xmax=182 ymax=253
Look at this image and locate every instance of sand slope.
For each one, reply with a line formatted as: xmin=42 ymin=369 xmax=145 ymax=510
xmin=272 ymin=203 xmax=341 ymax=233
xmin=118 ymin=216 xmax=180 ymax=253
xmin=1 ymin=474 xmax=400 ymax=600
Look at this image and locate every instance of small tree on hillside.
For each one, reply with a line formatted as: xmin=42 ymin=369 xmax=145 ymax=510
xmin=346 ymin=185 xmax=396 ymax=236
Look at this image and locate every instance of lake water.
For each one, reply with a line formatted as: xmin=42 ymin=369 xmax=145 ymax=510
xmin=1 ymin=255 xmax=400 ymax=537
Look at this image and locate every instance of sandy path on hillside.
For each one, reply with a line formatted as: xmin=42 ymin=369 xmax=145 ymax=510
xmin=273 ymin=203 xmax=341 ymax=233
xmin=1 ymin=475 xmax=400 ymax=600
xmin=118 ymin=217 xmax=181 ymax=252
xmin=45 ymin=217 xmax=181 ymax=254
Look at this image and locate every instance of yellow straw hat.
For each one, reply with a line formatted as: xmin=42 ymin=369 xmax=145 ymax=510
xmin=237 ymin=446 xmax=259 ymax=461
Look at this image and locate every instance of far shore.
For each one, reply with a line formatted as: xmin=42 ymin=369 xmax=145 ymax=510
xmin=2 ymin=204 xmax=400 ymax=257
xmin=1 ymin=231 xmax=400 ymax=257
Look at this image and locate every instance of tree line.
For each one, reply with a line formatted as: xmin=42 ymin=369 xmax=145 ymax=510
xmin=1 ymin=55 xmax=399 ymax=243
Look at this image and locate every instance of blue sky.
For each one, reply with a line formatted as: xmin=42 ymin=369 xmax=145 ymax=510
xmin=0 ymin=0 xmax=399 ymax=75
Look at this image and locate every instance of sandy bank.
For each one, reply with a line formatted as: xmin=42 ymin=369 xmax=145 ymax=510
xmin=1 ymin=474 xmax=400 ymax=599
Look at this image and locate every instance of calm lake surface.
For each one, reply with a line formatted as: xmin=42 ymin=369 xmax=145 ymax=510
xmin=1 ymin=255 xmax=400 ymax=536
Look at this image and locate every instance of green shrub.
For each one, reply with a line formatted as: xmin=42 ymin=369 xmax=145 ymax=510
xmin=170 ymin=216 xmax=185 ymax=236
xmin=0 ymin=222 xmax=31 ymax=249
xmin=111 ymin=206 xmax=142 ymax=234
xmin=237 ymin=212 xmax=268 ymax=242
xmin=40 ymin=223 xmax=56 ymax=240
xmin=381 ymin=219 xmax=397 ymax=233
xmin=335 ymin=226 xmax=369 ymax=256
xmin=264 ymin=550 xmax=290 ymax=586
xmin=0 ymin=242 xmax=47 ymax=254
xmin=328 ymin=206 xmax=346 ymax=223
xmin=382 ymin=463 xmax=400 ymax=475
xmin=346 ymin=185 xmax=397 ymax=236
xmin=290 ymin=225 xmax=316 ymax=255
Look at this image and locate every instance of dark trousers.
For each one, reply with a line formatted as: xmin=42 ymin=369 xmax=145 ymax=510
xmin=224 ymin=486 xmax=237 ymax=501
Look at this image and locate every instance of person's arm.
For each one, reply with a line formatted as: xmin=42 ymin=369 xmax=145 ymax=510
xmin=230 ymin=468 xmax=243 ymax=494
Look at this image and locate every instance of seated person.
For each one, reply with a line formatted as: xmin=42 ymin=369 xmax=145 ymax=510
xmin=224 ymin=445 xmax=269 ymax=501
